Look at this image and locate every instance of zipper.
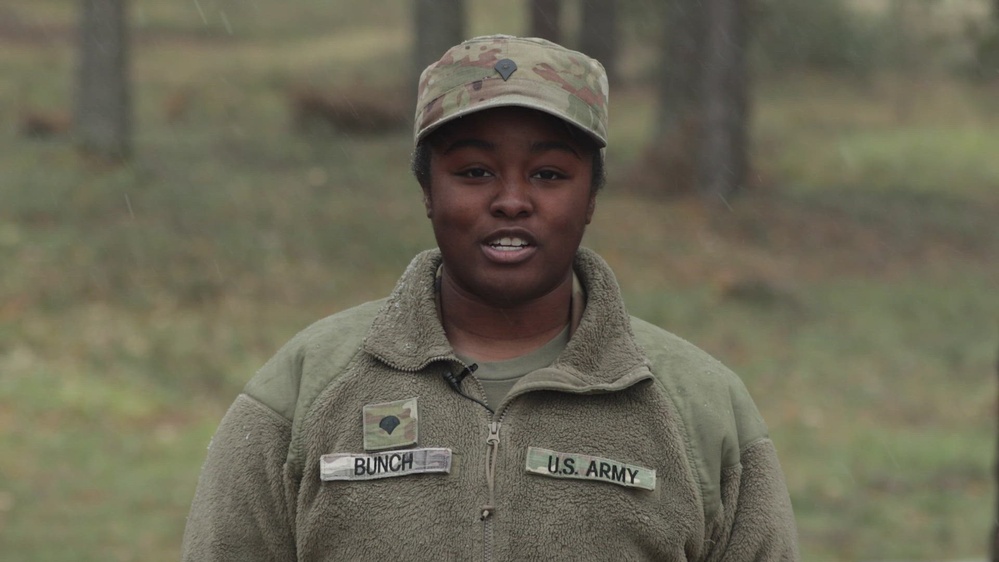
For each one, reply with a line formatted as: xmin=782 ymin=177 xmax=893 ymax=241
xmin=463 ymin=375 xmax=507 ymax=562
xmin=368 ymin=352 xmax=458 ymax=375
xmin=465 ymin=375 xmax=497 ymax=562
xmin=382 ymin=355 xmax=499 ymax=559
xmin=373 ymin=351 xmax=652 ymax=560
xmin=482 ymin=419 xmax=499 ymax=561
xmin=481 ymin=411 xmax=510 ymax=562
xmin=482 ymin=421 xmax=500 ymax=519
xmin=471 ymin=367 xmax=652 ymax=561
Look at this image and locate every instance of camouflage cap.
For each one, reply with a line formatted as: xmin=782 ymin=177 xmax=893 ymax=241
xmin=414 ymin=35 xmax=609 ymax=148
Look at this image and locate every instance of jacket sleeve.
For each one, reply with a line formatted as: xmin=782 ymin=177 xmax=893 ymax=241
xmin=706 ymin=438 xmax=800 ymax=561
xmin=182 ymin=394 xmax=297 ymax=561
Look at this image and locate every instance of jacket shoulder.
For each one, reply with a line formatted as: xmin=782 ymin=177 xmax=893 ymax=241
xmin=243 ymin=299 xmax=386 ymax=423
xmin=630 ymin=316 xmax=768 ymax=453
xmin=629 ymin=316 xmax=770 ymax=519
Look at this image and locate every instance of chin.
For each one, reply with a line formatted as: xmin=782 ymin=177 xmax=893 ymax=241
xmin=476 ymin=277 xmax=563 ymax=307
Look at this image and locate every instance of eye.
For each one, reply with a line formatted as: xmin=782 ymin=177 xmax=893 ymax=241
xmin=532 ymin=169 xmax=566 ymax=181
xmin=456 ymin=167 xmax=494 ymax=179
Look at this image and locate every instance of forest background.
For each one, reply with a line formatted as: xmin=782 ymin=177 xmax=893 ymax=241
xmin=1 ymin=0 xmax=998 ymax=560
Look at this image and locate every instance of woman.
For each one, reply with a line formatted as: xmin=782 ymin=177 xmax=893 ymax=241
xmin=183 ymin=35 xmax=799 ymax=561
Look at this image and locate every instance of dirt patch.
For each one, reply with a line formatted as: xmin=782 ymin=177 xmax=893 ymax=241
xmin=0 ymin=10 xmax=73 ymax=46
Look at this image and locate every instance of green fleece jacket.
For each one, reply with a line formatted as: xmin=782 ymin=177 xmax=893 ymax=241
xmin=182 ymin=248 xmax=799 ymax=561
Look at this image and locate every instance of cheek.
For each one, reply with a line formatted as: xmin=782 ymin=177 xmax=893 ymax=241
xmin=551 ymin=195 xmax=596 ymax=229
xmin=428 ymin=201 xmax=478 ymax=243
xmin=431 ymin=194 xmax=479 ymax=223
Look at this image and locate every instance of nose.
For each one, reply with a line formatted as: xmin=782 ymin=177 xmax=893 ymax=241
xmin=489 ymin=176 xmax=533 ymax=218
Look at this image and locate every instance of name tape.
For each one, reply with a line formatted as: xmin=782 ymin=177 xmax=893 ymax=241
xmin=525 ymin=447 xmax=656 ymax=491
xmin=321 ymin=448 xmax=452 ymax=482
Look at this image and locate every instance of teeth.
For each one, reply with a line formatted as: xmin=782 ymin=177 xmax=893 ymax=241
xmin=490 ymin=237 xmax=528 ymax=249
xmin=490 ymin=236 xmax=527 ymax=246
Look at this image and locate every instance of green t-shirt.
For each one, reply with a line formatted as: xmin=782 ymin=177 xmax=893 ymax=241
xmin=456 ymin=326 xmax=569 ymax=411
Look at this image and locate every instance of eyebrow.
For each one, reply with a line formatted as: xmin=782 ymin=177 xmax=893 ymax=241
xmin=441 ymin=138 xmax=494 ymax=155
xmin=441 ymin=138 xmax=581 ymax=159
xmin=530 ymin=140 xmax=581 ymax=159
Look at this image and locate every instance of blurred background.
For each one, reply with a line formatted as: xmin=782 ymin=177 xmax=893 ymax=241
xmin=1 ymin=0 xmax=997 ymax=560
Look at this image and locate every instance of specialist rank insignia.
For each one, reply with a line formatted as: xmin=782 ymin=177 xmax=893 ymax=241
xmin=363 ymin=397 xmax=419 ymax=451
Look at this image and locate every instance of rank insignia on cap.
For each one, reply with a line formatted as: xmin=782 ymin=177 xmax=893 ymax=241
xmin=494 ymin=58 xmax=517 ymax=81
xmin=363 ymin=397 xmax=418 ymax=451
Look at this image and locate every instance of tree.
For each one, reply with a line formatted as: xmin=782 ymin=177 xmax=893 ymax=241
xmin=579 ymin=0 xmax=619 ymax=83
xmin=994 ymin=343 xmax=999 ymax=562
xmin=75 ymin=0 xmax=131 ymax=161
xmin=413 ymin=0 xmax=466 ymax=104
xmin=698 ymin=0 xmax=750 ymax=199
xmin=647 ymin=0 xmax=751 ymax=200
xmin=413 ymin=1 xmax=466 ymax=73
xmin=655 ymin=0 xmax=704 ymax=143
xmin=529 ymin=0 xmax=562 ymax=43
xmin=994 ymin=344 xmax=999 ymax=562
xmin=650 ymin=0 xmax=706 ymax=194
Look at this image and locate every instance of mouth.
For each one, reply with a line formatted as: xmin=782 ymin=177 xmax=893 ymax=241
xmin=481 ymin=232 xmax=537 ymax=264
xmin=486 ymin=236 xmax=532 ymax=251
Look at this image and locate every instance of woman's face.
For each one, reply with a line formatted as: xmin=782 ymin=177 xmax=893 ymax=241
xmin=424 ymin=106 xmax=597 ymax=308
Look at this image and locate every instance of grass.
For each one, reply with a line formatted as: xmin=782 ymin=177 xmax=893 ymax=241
xmin=754 ymin=72 xmax=999 ymax=198
xmin=2 ymin=1 xmax=999 ymax=560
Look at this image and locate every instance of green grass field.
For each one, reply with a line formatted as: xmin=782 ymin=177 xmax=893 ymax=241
xmin=2 ymin=1 xmax=998 ymax=560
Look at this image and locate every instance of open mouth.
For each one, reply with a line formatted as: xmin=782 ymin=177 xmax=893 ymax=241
xmin=487 ymin=236 xmax=531 ymax=251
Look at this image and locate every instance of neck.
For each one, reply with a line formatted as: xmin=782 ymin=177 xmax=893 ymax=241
xmin=440 ymin=270 xmax=572 ymax=362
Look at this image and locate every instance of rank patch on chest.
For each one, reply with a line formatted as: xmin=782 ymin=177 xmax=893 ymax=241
xmin=320 ymin=448 xmax=452 ymax=481
xmin=363 ymin=397 xmax=418 ymax=451
xmin=525 ymin=447 xmax=656 ymax=491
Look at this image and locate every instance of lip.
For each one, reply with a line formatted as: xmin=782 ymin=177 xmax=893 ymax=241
xmin=480 ymin=228 xmax=538 ymax=265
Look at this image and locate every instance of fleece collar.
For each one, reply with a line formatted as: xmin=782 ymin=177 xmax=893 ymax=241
xmin=362 ymin=248 xmax=652 ymax=392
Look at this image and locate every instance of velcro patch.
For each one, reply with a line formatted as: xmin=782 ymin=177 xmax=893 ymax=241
xmin=363 ymin=397 xmax=418 ymax=451
xmin=525 ymin=447 xmax=656 ymax=491
xmin=321 ymin=448 xmax=452 ymax=481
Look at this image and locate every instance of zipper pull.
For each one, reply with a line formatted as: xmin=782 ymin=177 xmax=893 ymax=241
xmin=487 ymin=421 xmax=500 ymax=445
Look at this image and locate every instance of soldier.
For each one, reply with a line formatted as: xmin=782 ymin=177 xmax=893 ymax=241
xmin=183 ymin=35 xmax=799 ymax=560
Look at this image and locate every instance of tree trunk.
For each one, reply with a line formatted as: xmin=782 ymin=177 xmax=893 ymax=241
xmin=650 ymin=0 xmax=706 ymax=194
xmin=75 ymin=0 xmax=131 ymax=161
xmin=698 ymin=0 xmax=750 ymax=200
xmin=993 ymin=343 xmax=999 ymax=562
xmin=579 ymin=0 xmax=619 ymax=84
xmin=413 ymin=0 xmax=466 ymax=70
xmin=413 ymin=0 xmax=466 ymax=80
xmin=655 ymin=0 xmax=703 ymax=143
xmin=529 ymin=0 xmax=562 ymax=43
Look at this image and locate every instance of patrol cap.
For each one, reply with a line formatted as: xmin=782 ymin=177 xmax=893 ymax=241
xmin=414 ymin=35 xmax=609 ymax=148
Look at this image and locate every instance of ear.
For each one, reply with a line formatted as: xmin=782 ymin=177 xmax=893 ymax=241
xmin=422 ymin=186 xmax=433 ymax=218
xmin=584 ymin=194 xmax=596 ymax=225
